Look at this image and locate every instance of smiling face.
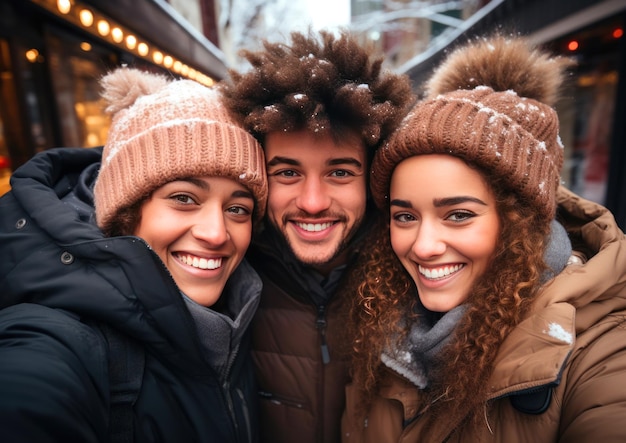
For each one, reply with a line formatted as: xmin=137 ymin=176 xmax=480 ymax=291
xmin=264 ymin=130 xmax=368 ymax=272
xmin=134 ymin=177 xmax=254 ymax=307
xmin=389 ymin=154 xmax=500 ymax=312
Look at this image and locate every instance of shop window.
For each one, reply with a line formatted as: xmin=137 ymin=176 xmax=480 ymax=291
xmin=46 ymin=26 xmax=117 ymax=148
xmin=571 ymin=66 xmax=617 ymax=203
xmin=549 ymin=15 xmax=623 ymax=205
xmin=0 ymin=38 xmax=20 ymax=196
xmin=0 ymin=119 xmax=9 ymax=197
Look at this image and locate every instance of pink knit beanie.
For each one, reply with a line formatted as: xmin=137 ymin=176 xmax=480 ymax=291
xmin=370 ymin=36 xmax=574 ymax=224
xmin=94 ymin=67 xmax=267 ymax=229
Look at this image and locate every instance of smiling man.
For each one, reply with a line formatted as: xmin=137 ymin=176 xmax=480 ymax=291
xmin=220 ymin=30 xmax=414 ymax=443
xmin=264 ymin=131 xmax=367 ymax=271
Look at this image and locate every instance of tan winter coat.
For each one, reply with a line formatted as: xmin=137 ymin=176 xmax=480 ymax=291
xmin=342 ymin=187 xmax=626 ymax=442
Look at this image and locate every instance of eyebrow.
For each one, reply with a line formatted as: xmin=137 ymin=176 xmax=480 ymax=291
xmin=266 ymin=156 xmax=362 ymax=169
xmin=434 ymin=196 xmax=488 ymax=207
xmin=182 ymin=177 xmax=210 ymax=190
xmin=390 ymin=196 xmax=488 ymax=208
xmin=328 ymin=157 xmax=363 ymax=168
xmin=232 ymin=190 xmax=255 ymax=200
xmin=267 ymin=156 xmax=299 ymax=167
xmin=390 ymin=199 xmax=413 ymax=209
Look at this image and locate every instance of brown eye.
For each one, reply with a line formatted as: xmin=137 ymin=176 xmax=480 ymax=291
xmin=392 ymin=212 xmax=416 ymax=223
xmin=276 ymin=169 xmax=298 ymax=177
xmin=227 ymin=206 xmax=251 ymax=216
xmin=447 ymin=211 xmax=475 ymax=222
xmin=171 ymin=194 xmax=196 ymax=204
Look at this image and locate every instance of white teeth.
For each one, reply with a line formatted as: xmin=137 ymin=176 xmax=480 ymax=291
xmin=297 ymin=222 xmax=333 ymax=232
xmin=179 ymin=254 xmax=222 ymax=270
xmin=418 ymin=264 xmax=462 ymax=280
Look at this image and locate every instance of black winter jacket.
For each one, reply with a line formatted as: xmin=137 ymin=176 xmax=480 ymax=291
xmin=0 ymin=147 xmax=261 ymax=442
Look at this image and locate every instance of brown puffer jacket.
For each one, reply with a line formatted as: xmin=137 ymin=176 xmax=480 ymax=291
xmin=246 ymin=224 xmax=362 ymax=443
xmin=342 ymin=187 xmax=626 ymax=442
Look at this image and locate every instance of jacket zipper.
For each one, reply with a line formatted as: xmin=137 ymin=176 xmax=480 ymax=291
xmin=222 ymin=336 xmax=252 ymax=442
xmin=316 ymin=304 xmax=330 ymax=364
xmin=222 ymin=380 xmax=243 ymax=442
xmin=236 ymin=388 xmax=252 ymax=442
xmin=258 ymin=390 xmax=305 ymax=408
xmin=316 ymin=304 xmax=329 ymax=443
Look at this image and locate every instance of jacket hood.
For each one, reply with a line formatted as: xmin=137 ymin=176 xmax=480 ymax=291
xmin=0 ymin=147 xmax=260 ymax=376
xmin=531 ymin=186 xmax=626 ymax=319
xmin=488 ymin=186 xmax=626 ymax=398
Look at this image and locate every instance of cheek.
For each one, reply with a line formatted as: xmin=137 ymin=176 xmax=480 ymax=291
xmin=267 ymin=185 xmax=290 ymax=213
xmin=341 ymin=182 xmax=367 ymax=215
xmin=464 ymin=226 xmax=499 ymax=267
xmin=389 ymin=226 xmax=411 ymax=256
xmin=231 ymin=222 xmax=253 ymax=252
xmin=133 ymin=215 xmax=156 ymax=245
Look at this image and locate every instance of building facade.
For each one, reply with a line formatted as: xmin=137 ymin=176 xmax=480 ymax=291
xmin=0 ymin=0 xmax=224 ymax=195
xmin=356 ymin=0 xmax=626 ymax=230
xmin=406 ymin=0 xmax=626 ymax=229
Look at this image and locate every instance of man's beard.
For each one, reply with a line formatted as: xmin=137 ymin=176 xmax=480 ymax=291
xmin=273 ymin=210 xmax=365 ymax=267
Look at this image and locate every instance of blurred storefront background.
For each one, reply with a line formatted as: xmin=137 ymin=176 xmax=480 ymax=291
xmin=1 ymin=0 xmax=624 ymax=229
xmin=394 ymin=0 xmax=625 ymax=228
xmin=0 ymin=0 xmax=225 ymax=196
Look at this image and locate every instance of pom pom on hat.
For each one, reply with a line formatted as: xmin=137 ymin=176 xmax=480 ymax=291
xmin=370 ymin=36 xmax=574 ymax=224
xmin=94 ymin=67 xmax=267 ymax=230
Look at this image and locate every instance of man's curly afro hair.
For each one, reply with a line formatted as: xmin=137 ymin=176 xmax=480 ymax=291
xmin=219 ymin=30 xmax=415 ymax=153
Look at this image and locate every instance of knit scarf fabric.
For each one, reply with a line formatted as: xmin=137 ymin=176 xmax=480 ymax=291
xmin=381 ymin=305 xmax=467 ymax=389
xmin=181 ymin=259 xmax=261 ymax=381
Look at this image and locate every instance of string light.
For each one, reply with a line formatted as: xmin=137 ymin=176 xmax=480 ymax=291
xmin=35 ymin=0 xmax=216 ymax=86
xmin=56 ymin=0 xmax=71 ymax=14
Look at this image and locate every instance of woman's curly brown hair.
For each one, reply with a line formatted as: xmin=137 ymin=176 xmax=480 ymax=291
xmin=219 ymin=30 xmax=414 ymax=157
xmin=346 ymin=216 xmax=417 ymax=412
xmin=348 ymin=164 xmax=550 ymax=425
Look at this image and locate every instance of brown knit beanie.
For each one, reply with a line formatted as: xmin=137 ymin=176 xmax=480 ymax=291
xmin=371 ymin=36 xmax=574 ymax=224
xmin=94 ymin=67 xmax=267 ymax=229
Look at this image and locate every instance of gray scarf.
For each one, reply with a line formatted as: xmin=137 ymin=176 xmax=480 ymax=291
xmin=181 ymin=259 xmax=261 ymax=381
xmin=381 ymin=305 xmax=467 ymax=389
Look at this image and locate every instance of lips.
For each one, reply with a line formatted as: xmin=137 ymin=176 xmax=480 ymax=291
xmin=177 ymin=253 xmax=223 ymax=270
xmin=418 ymin=264 xmax=464 ymax=280
xmin=295 ymin=221 xmax=335 ymax=232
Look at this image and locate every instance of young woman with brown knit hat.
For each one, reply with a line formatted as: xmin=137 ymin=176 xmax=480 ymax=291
xmin=0 ymin=68 xmax=267 ymax=442
xmin=341 ymin=35 xmax=626 ymax=442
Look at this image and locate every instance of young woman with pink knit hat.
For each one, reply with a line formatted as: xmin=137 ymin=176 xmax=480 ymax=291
xmin=0 ymin=68 xmax=267 ymax=442
xmin=341 ymin=35 xmax=626 ymax=442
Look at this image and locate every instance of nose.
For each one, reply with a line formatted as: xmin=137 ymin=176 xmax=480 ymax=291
xmin=411 ymin=219 xmax=446 ymax=259
xmin=295 ymin=177 xmax=331 ymax=215
xmin=191 ymin=205 xmax=229 ymax=246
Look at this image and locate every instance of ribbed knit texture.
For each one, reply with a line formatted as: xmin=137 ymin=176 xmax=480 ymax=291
xmin=371 ymin=85 xmax=563 ymax=223
xmin=94 ymin=70 xmax=267 ymax=229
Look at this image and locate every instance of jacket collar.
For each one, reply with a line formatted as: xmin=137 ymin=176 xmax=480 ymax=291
xmin=182 ymin=259 xmax=261 ymax=380
xmin=488 ymin=301 xmax=575 ymax=399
